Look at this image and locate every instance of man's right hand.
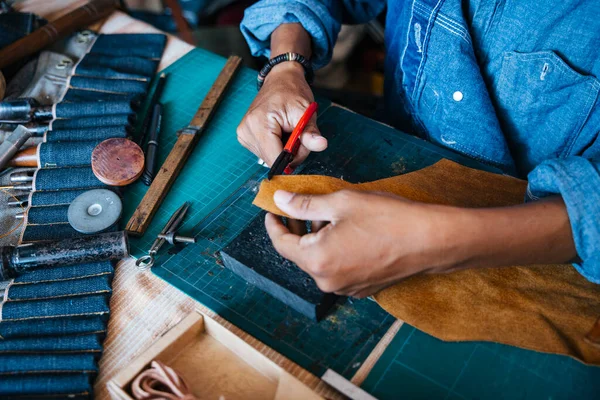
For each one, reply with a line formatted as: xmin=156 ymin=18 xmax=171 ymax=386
xmin=236 ymin=59 xmax=327 ymax=168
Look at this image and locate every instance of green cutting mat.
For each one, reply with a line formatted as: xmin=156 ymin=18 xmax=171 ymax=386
xmin=362 ymin=325 xmax=600 ymax=399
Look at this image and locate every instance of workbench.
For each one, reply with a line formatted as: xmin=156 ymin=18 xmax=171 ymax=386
xmin=16 ymin=2 xmax=600 ymax=399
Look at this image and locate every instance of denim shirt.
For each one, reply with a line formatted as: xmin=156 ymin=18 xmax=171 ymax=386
xmin=241 ymin=0 xmax=600 ymax=283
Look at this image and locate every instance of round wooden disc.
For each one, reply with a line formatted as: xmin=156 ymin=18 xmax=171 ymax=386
xmin=91 ymin=138 xmax=144 ymax=186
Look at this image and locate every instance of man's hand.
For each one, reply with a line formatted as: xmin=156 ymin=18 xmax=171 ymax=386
xmin=237 ymin=63 xmax=326 ymax=166
xmin=264 ymin=190 xmax=577 ymax=298
xmin=237 ymin=23 xmax=327 ymax=167
xmin=264 ymin=190 xmax=462 ymax=298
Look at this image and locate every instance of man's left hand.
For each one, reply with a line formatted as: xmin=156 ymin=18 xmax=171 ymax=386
xmin=265 ymin=189 xmax=465 ymax=298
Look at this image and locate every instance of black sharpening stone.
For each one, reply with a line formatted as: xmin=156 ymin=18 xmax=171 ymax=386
xmin=220 ymin=211 xmax=338 ymax=321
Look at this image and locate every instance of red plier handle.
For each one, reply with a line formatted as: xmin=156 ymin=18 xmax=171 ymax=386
xmin=268 ymin=102 xmax=318 ymax=179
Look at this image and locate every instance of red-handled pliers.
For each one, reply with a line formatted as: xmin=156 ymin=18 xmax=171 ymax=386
xmin=267 ymin=102 xmax=318 ymax=180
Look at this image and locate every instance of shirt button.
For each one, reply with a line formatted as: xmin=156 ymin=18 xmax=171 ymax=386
xmin=452 ymin=91 xmax=463 ymax=102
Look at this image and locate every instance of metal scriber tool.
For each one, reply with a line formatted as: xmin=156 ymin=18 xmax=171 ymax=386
xmin=136 ymin=202 xmax=196 ymax=271
xmin=10 ymin=170 xmax=34 ymax=183
xmin=0 ymin=99 xmax=51 ymax=123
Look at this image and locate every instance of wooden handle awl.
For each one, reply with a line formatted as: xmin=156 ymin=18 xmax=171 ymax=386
xmin=0 ymin=0 xmax=118 ymax=69
xmin=8 ymin=146 xmax=38 ymax=167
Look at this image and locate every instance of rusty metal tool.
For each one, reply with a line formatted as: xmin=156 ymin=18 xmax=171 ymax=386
xmin=0 ymin=231 xmax=129 ymax=280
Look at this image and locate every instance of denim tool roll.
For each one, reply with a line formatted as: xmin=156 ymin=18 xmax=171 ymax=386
xmin=0 ymin=31 xmax=166 ymax=398
xmin=28 ymin=189 xmax=107 ymax=207
xmin=43 ymin=126 xmax=128 ymax=142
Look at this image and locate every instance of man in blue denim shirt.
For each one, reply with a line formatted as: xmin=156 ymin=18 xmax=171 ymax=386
xmin=236 ymin=0 xmax=600 ymax=297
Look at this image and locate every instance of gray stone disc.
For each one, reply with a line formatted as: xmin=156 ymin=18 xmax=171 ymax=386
xmin=68 ymin=189 xmax=122 ymax=234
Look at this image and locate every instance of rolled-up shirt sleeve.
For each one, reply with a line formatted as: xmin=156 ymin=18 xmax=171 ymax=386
xmin=240 ymin=0 xmax=385 ymax=69
xmin=527 ymin=156 xmax=600 ymax=283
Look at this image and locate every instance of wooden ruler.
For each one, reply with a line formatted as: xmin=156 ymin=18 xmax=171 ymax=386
xmin=126 ymin=56 xmax=242 ymax=236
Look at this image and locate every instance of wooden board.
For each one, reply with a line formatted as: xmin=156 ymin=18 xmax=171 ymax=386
xmin=125 ymin=56 xmax=242 ymax=236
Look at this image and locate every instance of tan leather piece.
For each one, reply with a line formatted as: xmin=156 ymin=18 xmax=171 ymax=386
xmin=254 ymin=159 xmax=528 ymax=215
xmin=253 ymin=159 xmax=600 ymax=364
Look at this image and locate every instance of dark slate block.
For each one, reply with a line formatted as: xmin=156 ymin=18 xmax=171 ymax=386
xmin=220 ymin=212 xmax=338 ymax=321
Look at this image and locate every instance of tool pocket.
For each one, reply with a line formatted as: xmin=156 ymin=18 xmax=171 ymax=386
xmin=63 ymin=33 xmax=165 ymax=102
xmin=494 ymin=50 xmax=600 ymax=174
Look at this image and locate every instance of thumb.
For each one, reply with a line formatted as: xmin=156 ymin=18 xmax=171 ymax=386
xmin=292 ymin=115 xmax=327 ymax=166
xmin=274 ymin=190 xmax=338 ymax=222
xmin=299 ymin=114 xmax=327 ymax=153
xmin=284 ymin=105 xmax=327 ymax=154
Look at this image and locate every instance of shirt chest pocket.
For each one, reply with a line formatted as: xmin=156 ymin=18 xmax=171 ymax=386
xmin=494 ymin=51 xmax=600 ymax=174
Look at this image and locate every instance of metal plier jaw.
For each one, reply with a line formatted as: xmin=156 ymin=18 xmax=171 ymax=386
xmin=136 ymin=202 xmax=196 ymax=270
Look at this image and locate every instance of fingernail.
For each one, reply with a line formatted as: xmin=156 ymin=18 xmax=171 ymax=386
xmin=274 ymin=190 xmax=294 ymax=205
xmin=264 ymin=212 xmax=274 ymax=225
